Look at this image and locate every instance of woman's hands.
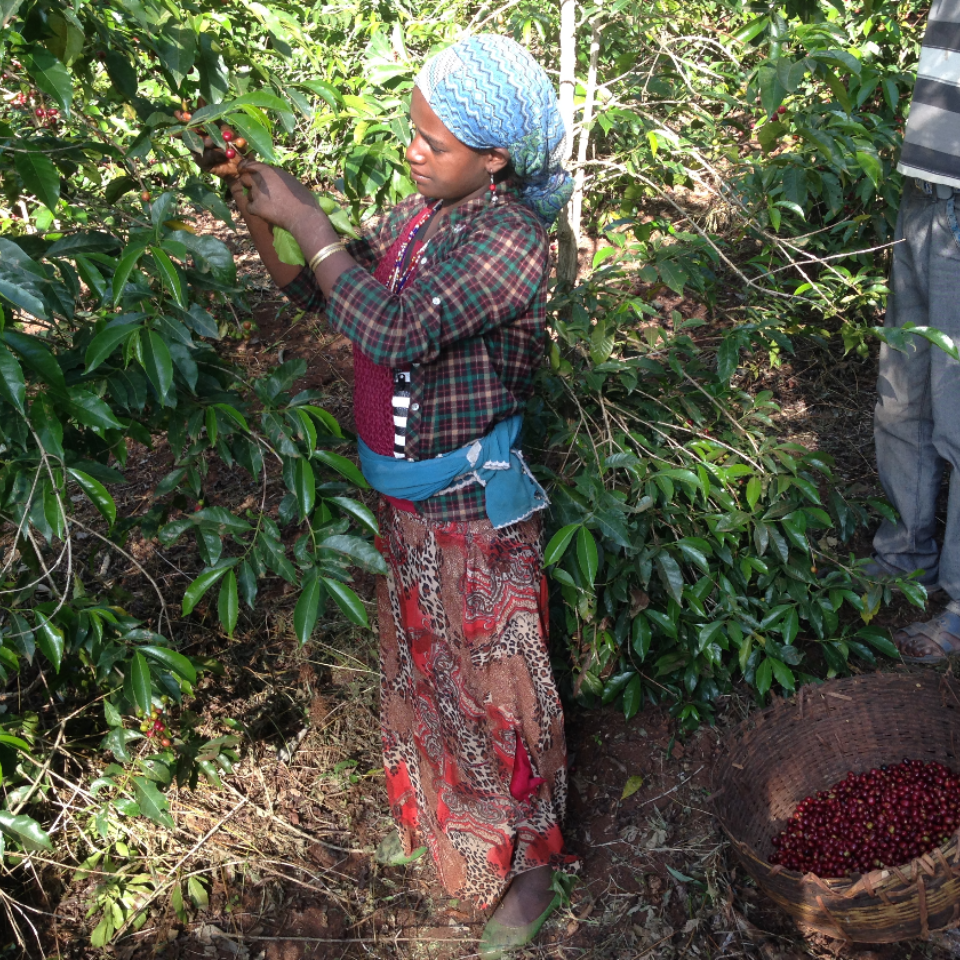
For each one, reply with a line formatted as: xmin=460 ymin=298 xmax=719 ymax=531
xmin=233 ymin=161 xmax=322 ymax=233
xmin=188 ymin=130 xmax=346 ymax=296
xmin=191 ymin=137 xmax=323 ymax=236
xmin=193 ymin=135 xmax=245 ymax=180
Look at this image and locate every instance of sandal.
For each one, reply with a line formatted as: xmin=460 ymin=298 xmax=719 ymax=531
xmin=478 ymin=891 xmax=561 ymax=959
xmin=478 ymin=869 xmax=574 ymax=959
xmin=374 ymin=832 xmax=427 ymax=866
xmin=892 ymin=608 xmax=960 ymax=663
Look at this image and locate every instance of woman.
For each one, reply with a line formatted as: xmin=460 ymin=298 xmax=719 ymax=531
xmin=203 ymin=34 xmax=577 ymax=956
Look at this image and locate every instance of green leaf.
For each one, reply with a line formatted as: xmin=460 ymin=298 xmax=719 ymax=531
xmin=152 ymin=248 xmax=185 ymax=307
xmin=14 ymin=151 xmax=60 ymax=212
xmin=299 ymin=79 xmax=343 ymax=108
xmin=0 ymin=276 xmax=47 ymax=320
xmin=658 ymin=260 xmax=688 ymax=295
xmin=717 ymin=336 xmax=740 ymax=383
xmin=855 ymin=149 xmax=881 ymax=187
xmin=177 ymin=233 xmax=236 ymax=283
xmin=755 ymin=657 xmax=773 ymax=697
xmin=292 ymin=457 xmax=315 ymax=518
xmin=326 ymin=496 xmax=378 ymax=535
xmin=321 ymin=535 xmax=388 ymax=574
xmin=67 ymin=390 xmax=123 ymax=431
xmin=745 ymin=476 xmax=761 ymax=510
xmin=769 ymin=656 xmax=795 ymax=691
xmin=132 ymin=776 xmax=174 ymax=829
xmin=85 ymin=320 xmax=141 ymax=373
xmin=1 ymin=330 xmax=65 ymax=392
xmin=322 ymin=577 xmax=368 ymax=626
xmin=905 ymin=325 xmax=960 ymax=362
xmin=112 ymin=245 xmax=145 ymax=304
xmin=0 ymin=345 xmax=26 ymax=414
xmin=213 ymin=403 xmax=249 ymax=432
xmin=23 ymin=49 xmax=72 ymax=112
xmin=193 ymin=507 xmax=253 ymax=535
xmin=0 ymin=811 xmax=52 ymax=852
xmin=218 ymin=570 xmax=238 ymax=638
xmin=183 ymin=563 xmax=237 ymax=615
xmin=237 ymin=560 xmax=258 ymax=609
xmin=229 ymin=112 xmax=275 ymax=162
xmin=273 ymin=228 xmax=305 ymax=266
xmin=856 ymin=626 xmax=900 ymax=659
xmin=104 ymin=51 xmax=137 ymax=97
xmin=621 ymin=772 xmax=645 ymax=799
xmin=198 ymin=33 xmax=229 ymax=104
xmin=67 ymin=469 xmax=116 ymax=526
xmin=140 ymin=645 xmax=197 ymax=684
xmin=34 ymin=615 xmax=64 ymax=672
xmin=101 ymin=726 xmax=140 ymax=763
xmin=655 ymin=551 xmax=684 ymax=604
xmin=171 ymin=882 xmax=187 ymax=923
xmin=545 ymin=523 xmax=580 ymax=565
xmin=141 ymin=330 xmax=174 ymax=402
xmin=576 ymin=526 xmax=598 ymax=585
xmin=622 ymin=675 xmax=643 ymax=721
xmin=313 ymin=450 xmax=370 ymax=488
xmin=230 ymin=91 xmax=294 ymax=112
xmin=293 ymin=572 xmax=323 ymax=645
xmin=734 ymin=14 xmax=769 ymax=42
xmin=0 ymin=732 xmax=31 ymax=752
xmin=187 ymin=875 xmax=209 ymax=908
xmin=128 ymin=651 xmax=152 ymax=715
xmin=157 ymin=25 xmax=197 ymax=88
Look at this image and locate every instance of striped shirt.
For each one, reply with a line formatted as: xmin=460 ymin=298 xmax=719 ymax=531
xmin=899 ymin=0 xmax=960 ymax=188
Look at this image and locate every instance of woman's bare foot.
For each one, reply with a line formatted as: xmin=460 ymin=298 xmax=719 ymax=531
xmin=490 ymin=866 xmax=555 ymax=926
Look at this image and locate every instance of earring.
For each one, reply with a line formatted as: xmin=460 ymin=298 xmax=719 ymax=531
xmin=488 ymin=172 xmax=497 ymax=204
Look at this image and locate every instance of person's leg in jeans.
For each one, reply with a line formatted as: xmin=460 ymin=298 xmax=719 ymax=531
xmin=876 ymin=183 xmax=960 ymax=658
xmin=874 ymin=183 xmax=945 ymax=582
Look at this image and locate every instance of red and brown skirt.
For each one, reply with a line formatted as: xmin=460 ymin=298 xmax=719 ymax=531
xmin=376 ymin=501 xmax=576 ymax=908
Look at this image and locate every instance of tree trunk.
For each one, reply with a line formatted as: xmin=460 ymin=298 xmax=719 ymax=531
xmin=556 ymin=0 xmax=579 ymax=291
xmin=568 ymin=21 xmax=601 ymax=246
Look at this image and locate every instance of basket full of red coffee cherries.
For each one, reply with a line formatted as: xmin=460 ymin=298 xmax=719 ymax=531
xmin=713 ymin=671 xmax=960 ymax=943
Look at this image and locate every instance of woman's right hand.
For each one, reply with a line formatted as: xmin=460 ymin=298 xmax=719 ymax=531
xmin=193 ymin=135 xmax=245 ymax=181
xmin=233 ymin=160 xmax=325 ymax=235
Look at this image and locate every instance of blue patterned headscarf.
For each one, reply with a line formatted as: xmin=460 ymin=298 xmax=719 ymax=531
xmin=415 ymin=34 xmax=573 ymax=226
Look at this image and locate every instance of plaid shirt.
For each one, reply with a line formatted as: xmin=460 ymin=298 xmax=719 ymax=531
xmin=282 ymin=190 xmax=550 ymax=521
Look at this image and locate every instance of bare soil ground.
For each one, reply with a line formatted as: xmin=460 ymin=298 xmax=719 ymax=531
xmin=20 ymin=220 xmax=960 ymax=960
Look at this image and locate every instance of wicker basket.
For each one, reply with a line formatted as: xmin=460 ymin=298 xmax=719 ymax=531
xmin=713 ymin=670 xmax=960 ymax=943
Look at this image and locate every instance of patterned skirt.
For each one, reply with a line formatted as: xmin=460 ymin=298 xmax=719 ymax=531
xmin=376 ymin=501 xmax=576 ymax=908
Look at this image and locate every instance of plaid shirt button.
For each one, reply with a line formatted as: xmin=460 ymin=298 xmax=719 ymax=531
xmin=432 ymin=297 xmax=441 ymax=305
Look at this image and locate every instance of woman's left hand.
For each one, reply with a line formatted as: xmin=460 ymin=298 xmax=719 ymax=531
xmin=235 ymin=160 xmax=323 ymax=234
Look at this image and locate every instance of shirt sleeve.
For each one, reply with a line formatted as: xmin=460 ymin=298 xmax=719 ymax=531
xmin=279 ymin=231 xmax=378 ymax=313
xmin=324 ymin=210 xmax=548 ymax=367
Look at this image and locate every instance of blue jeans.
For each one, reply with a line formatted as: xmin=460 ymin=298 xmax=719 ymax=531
xmin=873 ymin=180 xmax=960 ymax=601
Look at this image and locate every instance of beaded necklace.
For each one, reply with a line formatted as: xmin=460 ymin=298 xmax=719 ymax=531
xmin=388 ymin=200 xmax=442 ymax=293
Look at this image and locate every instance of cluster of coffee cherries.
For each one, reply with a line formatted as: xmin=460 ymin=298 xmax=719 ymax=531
xmin=34 ymin=105 xmax=59 ymax=127
xmin=139 ymin=707 xmax=172 ymax=748
xmin=220 ymin=128 xmax=247 ymax=160
xmin=770 ymin=760 xmax=960 ymax=877
xmin=4 ymin=95 xmax=59 ymax=127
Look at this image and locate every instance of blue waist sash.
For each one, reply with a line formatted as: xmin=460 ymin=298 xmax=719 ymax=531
xmin=357 ymin=414 xmax=548 ymax=529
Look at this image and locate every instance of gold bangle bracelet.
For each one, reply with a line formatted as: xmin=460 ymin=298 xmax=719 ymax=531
xmin=308 ymin=241 xmax=345 ymax=272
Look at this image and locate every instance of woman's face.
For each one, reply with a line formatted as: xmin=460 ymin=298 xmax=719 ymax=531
xmin=406 ymin=88 xmax=506 ymax=205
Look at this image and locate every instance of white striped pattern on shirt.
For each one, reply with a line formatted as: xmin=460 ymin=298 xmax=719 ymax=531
xmin=393 ymin=370 xmax=411 ymax=459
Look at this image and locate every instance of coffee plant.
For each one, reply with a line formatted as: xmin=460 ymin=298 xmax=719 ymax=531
xmin=0 ymin=0 xmax=943 ymax=944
